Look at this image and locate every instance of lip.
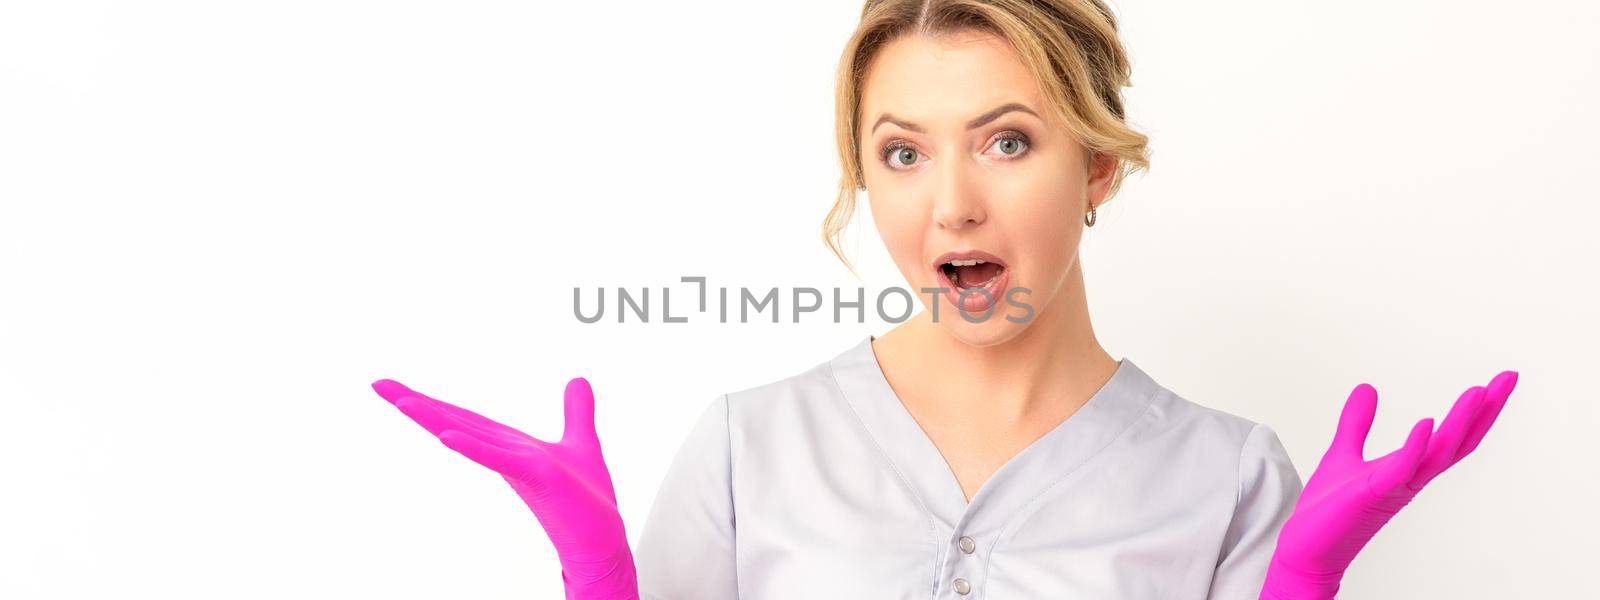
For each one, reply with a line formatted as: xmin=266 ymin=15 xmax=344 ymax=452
xmin=930 ymin=249 xmax=1008 ymax=270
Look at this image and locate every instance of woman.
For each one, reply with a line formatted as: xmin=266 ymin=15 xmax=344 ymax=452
xmin=371 ymin=1 xmax=1518 ymax=598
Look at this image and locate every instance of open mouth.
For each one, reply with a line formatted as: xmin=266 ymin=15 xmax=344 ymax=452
xmin=933 ymin=251 xmax=1010 ymax=315
xmin=939 ymin=259 xmax=1004 ymax=291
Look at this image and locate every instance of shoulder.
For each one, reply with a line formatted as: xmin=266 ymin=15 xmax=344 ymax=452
xmin=717 ymin=338 xmax=869 ymax=417
xmin=1147 ymin=385 xmax=1263 ymax=447
xmin=691 ymin=338 xmax=887 ymax=454
xmin=723 ymin=356 xmax=839 ymax=411
xmin=1125 ymin=359 xmax=1262 ymax=443
xmin=716 ymin=352 xmax=849 ymax=445
xmin=1123 ymin=363 xmax=1302 ymax=505
xmin=1124 ymin=362 xmax=1292 ymax=472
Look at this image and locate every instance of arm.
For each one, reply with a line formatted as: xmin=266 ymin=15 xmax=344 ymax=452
xmin=635 ymin=395 xmax=739 ymax=600
xmin=1208 ymin=424 xmax=1304 ymax=599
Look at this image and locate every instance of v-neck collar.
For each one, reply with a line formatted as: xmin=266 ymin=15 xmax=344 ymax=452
xmin=828 ymin=334 xmax=1162 ymax=540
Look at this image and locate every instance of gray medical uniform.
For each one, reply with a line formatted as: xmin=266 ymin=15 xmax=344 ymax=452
xmin=636 ymin=336 xmax=1302 ymax=599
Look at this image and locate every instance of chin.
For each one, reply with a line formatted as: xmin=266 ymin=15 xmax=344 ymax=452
xmin=931 ymin=305 xmax=1031 ymax=348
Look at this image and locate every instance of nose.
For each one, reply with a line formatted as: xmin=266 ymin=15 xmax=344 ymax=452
xmin=931 ymin=158 xmax=987 ymax=230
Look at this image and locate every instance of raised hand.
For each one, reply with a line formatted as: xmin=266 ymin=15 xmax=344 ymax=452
xmin=1258 ymin=370 xmax=1518 ymax=599
xmin=372 ymin=377 xmax=639 ymax=600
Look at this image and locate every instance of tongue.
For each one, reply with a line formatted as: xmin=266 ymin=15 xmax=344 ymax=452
xmin=954 ymin=263 xmax=1001 ymax=288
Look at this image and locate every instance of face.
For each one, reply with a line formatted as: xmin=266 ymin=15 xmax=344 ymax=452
xmin=859 ymin=29 xmax=1117 ymax=347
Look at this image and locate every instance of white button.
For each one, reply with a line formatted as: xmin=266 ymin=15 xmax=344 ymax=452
xmin=953 ymin=578 xmax=971 ymax=595
xmin=958 ymin=535 xmax=976 ymax=554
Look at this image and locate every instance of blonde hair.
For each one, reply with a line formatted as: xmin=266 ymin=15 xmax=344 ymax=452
xmin=824 ymin=0 xmax=1150 ymax=271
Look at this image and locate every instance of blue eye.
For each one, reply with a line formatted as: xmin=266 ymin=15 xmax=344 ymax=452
xmin=987 ymin=131 xmax=1030 ymax=158
xmin=883 ymin=142 xmax=921 ymax=170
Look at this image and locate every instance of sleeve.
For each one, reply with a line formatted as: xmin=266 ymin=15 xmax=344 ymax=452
xmin=635 ymin=394 xmax=738 ymax=600
xmin=1207 ymin=423 xmax=1304 ymax=600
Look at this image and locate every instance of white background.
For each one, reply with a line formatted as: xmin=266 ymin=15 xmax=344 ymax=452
xmin=2 ymin=1 xmax=1596 ymax=597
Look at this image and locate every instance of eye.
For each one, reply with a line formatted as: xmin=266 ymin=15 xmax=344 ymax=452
xmin=882 ymin=141 xmax=922 ymax=170
xmin=985 ymin=131 xmax=1031 ymax=159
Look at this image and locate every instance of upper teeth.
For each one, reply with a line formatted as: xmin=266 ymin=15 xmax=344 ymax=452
xmin=948 ymin=259 xmax=986 ymax=267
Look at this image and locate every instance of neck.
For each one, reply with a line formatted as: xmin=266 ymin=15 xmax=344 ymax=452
xmin=876 ymin=258 xmax=1117 ymax=425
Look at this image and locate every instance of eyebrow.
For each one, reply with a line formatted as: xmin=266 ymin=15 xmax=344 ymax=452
xmin=869 ymin=102 xmax=1040 ymax=135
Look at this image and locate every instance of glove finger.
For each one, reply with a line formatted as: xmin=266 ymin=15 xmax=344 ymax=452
xmin=395 ymin=397 xmax=523 ymax=453
xmin=439 ymin=429 xmax=542 ymax=482
xmin=391 ymin=395 xmax=452 ymax=436
xmin=1329 ymin=383 xmax=1379 ymax=462
xmin=372 ymin=378 xmax=424 ymax=404
xmin=375 ymin=379 xmax=540 ymax=444
xmin=1455 ymin=370 xmax=1517 ymax=461
xmin=419 ymin=396 xmax=534 ymax=448
xmin=1371 ymin=417 xmax=1433 ymax=494
xmin=425 ymin=396 xmax=541 ymax=446
xmin=1410 ymin=386 xmax=1486 ymax=489
xmin=561 ymin=377 xmax=599 ymax=446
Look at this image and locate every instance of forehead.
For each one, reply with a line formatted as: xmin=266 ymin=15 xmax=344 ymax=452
xmin=860 ymin=30 xmax=1042 ymax=128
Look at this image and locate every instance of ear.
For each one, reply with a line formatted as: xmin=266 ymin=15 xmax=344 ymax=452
xmin=1085 ymin=151 xmax=1119 ymax=207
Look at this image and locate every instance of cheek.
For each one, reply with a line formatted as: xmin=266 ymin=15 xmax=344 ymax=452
xmin=997 ymin=159 xmax=1085 ymax=221
xmin=1013 ymin=212 xmax=1080 ymax=272
xmin=992 ymin=168 xmax=1085 ymax=271
xmin=866 ymin=186 xmax=928 ymax=266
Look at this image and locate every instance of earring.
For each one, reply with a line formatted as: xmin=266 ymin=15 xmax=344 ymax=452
xmin=1084 ymin=203 xmax=1098 ymax=227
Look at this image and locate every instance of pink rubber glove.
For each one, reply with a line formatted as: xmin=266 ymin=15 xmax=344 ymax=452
xmin=372 ymin=377 xmax=639 ymax=600
xmin=1259 ymin=370 xmax=1519 ymax=599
